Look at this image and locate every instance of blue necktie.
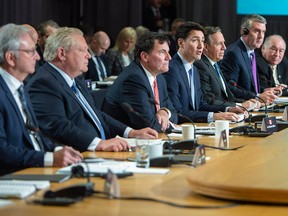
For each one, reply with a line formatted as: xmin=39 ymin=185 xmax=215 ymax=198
xmin=188 ymin=67 xmax=195 ymax=109
xmin=18 ymin=85 xmax=44 ymax=150
xmin=71 ymin=82 xmax=106 ymax=140
xmin=214 ymin=63 xmax=228 ymax=96
xmin=96 ymin=56 xmax=105 ymax=80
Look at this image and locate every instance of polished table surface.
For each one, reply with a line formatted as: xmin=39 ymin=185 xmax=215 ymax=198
xmin=1 ymin=115 xmax=288 ymax=216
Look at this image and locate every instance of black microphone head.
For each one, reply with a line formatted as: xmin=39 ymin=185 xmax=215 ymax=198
xmin=229 ymin=80 xmax=237 ymax=87
xmin=121 ymin=102 xmax=134 ymax=113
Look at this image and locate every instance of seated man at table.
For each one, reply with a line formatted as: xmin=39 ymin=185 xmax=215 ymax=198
xmin=257 ymin=34 xmax=288 ymax=96
xmin=0 ymin=24 xmax=83 ymax=176
xmin=27 ymin=27 xmax=158 ymax=153
xmin=102 ymin=31 xmax=178 ymax=132
xmin=194 ymin=26 xmax=259 ymax=109
xmin=164 ymin=22 xmax=242 ymax=123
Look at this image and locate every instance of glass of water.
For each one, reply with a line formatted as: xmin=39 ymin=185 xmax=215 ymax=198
xmin=135 ymin=139 xmax=150 ymax=168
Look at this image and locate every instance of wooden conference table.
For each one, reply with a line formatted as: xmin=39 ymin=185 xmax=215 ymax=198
xmin=1 ymin=113 xmax=288 ymax=216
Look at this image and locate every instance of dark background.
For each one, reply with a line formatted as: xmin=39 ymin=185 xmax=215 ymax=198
xmin=1 ymin=0 xmax=287 ymax=47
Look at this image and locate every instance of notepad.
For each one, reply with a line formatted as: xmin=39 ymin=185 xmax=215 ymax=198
xmin=0 ymin=174 xmax=70 ymax=183
xmin=0 ymin=180 xmax=50 ymax=199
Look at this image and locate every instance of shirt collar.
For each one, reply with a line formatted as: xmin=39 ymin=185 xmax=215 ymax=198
xmin=48 ymin=62 xmax=75 ymax=87
xmin=140 ymin=63 xmax=155 ymax=87
xmin=0 ymin=67 xmax=22 ymax=95
xmin=177 ymin=52 xmax=193 ymax=72
xmin=240 ymin=37 xmax=254 ymax=55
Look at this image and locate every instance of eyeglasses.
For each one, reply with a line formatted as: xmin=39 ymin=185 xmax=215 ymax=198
xmin=17 ymin=48 xmax=37 ymax=57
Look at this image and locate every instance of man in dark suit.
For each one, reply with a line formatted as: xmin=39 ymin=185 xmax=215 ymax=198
xmin=257 ymin=34 xmax=288 ymax=96
xmin=0 ymin=24 xmax=82 ymax=175
xmin=102 ymin=31 xmax=178 ymax=132
xmin=164 ymin=22 xmax=242 ymax=123
xmin=195 ymin=26 xmax=258 ymax=109
xmin=27 ymin=27 xmax=158 ymax=153
xmin=220 ymin=14 xmax=279 ymax=104
xmin=84 ymin=31 xmax=111 ymax=82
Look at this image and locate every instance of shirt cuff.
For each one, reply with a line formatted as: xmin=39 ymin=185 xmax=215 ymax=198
xmin=88 ymin=137 xmax=102 ymax=151
xmin=44 ymin=152 xmax=54 ymax=167
xmin=207 ymin=112 xmax=214 ymax=123
xmin=124 ymin=127 xmax=132 ymax=138
xmin=160 ymin=107 xmax=171 ymax=118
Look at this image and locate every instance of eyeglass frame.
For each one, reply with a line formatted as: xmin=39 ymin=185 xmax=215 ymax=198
xmin=17 ymin=48 xmax=37 ymax=57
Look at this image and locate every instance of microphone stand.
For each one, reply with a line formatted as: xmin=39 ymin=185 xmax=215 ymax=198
xmin=229 ymin=80 xmax=268 ymax=121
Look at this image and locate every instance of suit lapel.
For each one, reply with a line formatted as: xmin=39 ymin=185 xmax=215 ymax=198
xmin=175 ymin=55 xmax=194 ymax=108
xmin=0 ymin=76 xmax=34 ymax=147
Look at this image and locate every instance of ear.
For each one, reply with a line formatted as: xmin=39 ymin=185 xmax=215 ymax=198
xmin=140 ymin=51 xmax=149 ymax=63
xmin=58 ymin=47 xmax=66 ymax=61
xmin=177 ymin=38 xmax=184 ymax=50
xmin=203 ymin=43 xmax=208 ymax=52
xmin=5 ymin=51 xmax=16 ymax=67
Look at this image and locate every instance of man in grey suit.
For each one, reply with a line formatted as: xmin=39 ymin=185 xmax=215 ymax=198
xmin=195 ymin=26 xmax=259 ymax=110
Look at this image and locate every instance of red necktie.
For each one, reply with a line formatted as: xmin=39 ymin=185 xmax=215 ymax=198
xmin=153 ymin=79 xmax=160 ymax=111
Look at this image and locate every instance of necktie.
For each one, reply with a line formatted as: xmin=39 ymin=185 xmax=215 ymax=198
xmin=153 ymin=78 xmax=160 ymax=111
xmin=71 ymin=82 xmax=106 ymax=139
xmin=188 ymin=67 xmax=195 ymax=109
xmin=96 ymin=56 xmax=105 ymax=80
xmin=271 ymin=65 xmax=280 ymax=85
xmin=18 ymin=85 xmax=44 ymax=150
xmin=250 ymin=52 xmax=258 ymax=93
xmin=214 ymin=63 xmax=228 ymax=96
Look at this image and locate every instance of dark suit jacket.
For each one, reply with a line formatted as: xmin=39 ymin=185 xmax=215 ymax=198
xmin=84 ymin=54 xmax=111 ymax=81
xmin=256 ymin=51 xmax=288 ymax=96
xmin=220 ymin=39 xmax=258 ymax=99
xmin=0 ymin=75 xmax=52 ymax=175
xmin=164 ymin=54 xmax=227 ymax=123
xmin=106 ymin=48 xmax=134 ymax=76
xmin=27 ymin=63 xmax=128 ymax=152
xmin=194 ymin=55 xmax=244 ymax=107
xmin=102 ymin=61 xmax=178 ymax=132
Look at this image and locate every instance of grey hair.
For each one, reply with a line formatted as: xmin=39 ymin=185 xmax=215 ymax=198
xmin=0 ymin=23 xmax=29 ymax=64
xmin=204 ymin=26 xmax=222 ymax=44
xmin=240 ymin=14 xmax=267 ymax=33
xmin=262 ymin=34 xmax=286 ymax=50
xmin=44 ymin=27 xmax=83 ymax=62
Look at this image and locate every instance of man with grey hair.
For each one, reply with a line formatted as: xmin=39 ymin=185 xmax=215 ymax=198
xmin=27 ymin=27 xmax=158 ymax=153
xmin=257 ymin=34 xmax=288 ymax=96
xmin=0 ymin=24 xmax=83 ymax=175
xmin=195 ymin=26 xmax=259 ymax=109
xmin=220 ymin=14 xmax=280 ymax=105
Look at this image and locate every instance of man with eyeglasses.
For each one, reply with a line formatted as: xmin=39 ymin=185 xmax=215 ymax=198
xmin=0 ymin=24 xmax=83 ymax=176
xmin=257 ymin=34 xmax=288 ymax=96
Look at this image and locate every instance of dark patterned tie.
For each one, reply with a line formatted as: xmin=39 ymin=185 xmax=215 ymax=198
xmin=96 ymin=56 xmax=105 ymax=80
xmin=18 ymin=85 xmax=44 ymax=150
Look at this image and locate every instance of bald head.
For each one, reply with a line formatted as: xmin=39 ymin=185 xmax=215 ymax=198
xmin=22 ymin=24 xmax=38 ymax=44
xmin=90 ymin=31 xmax=110 ymax=56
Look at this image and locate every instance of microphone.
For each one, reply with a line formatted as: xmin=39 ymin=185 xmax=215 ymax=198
xmin=229 ymin=80 xmax=268 ymax=120
xmin=121 ymin=102 xmax=149 ymax=128
xmin=177 ymin=113 xmax=197 ymax=141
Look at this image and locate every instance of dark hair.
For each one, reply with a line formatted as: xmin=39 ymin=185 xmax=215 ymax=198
xmin=134 ymin=31 xmax=170 ymax=61
xmin=175 ymin=22 xmax=205 ymax=49
xmin=37 ymin=20 xmax=60 ymax=36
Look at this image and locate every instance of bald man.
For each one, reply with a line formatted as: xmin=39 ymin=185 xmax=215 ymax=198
xmin=84 ymin=31 xmax=111 ymax=81
xmin=22 ymin=24 xmax=38 ymax=45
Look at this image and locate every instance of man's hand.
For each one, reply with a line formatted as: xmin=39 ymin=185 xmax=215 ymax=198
xmin=155 ymin=109 xmax=170 ymax=131
xmin=213 ymin=112 xmax=240 ymax=122
xmin=259 ymin=90 xmax=278 ymax=104
xmin=265 ymin=86 xmax=282 ymax=97
xmin=96 ymin=138 xmax=130 ymax=152
xmin=129 ymin=127 xmax=158 ymax=139
xmin=227 ymin=106 xmax=245 ymax=114
xmin=53 ymin=146 xmax=83 ymax=167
